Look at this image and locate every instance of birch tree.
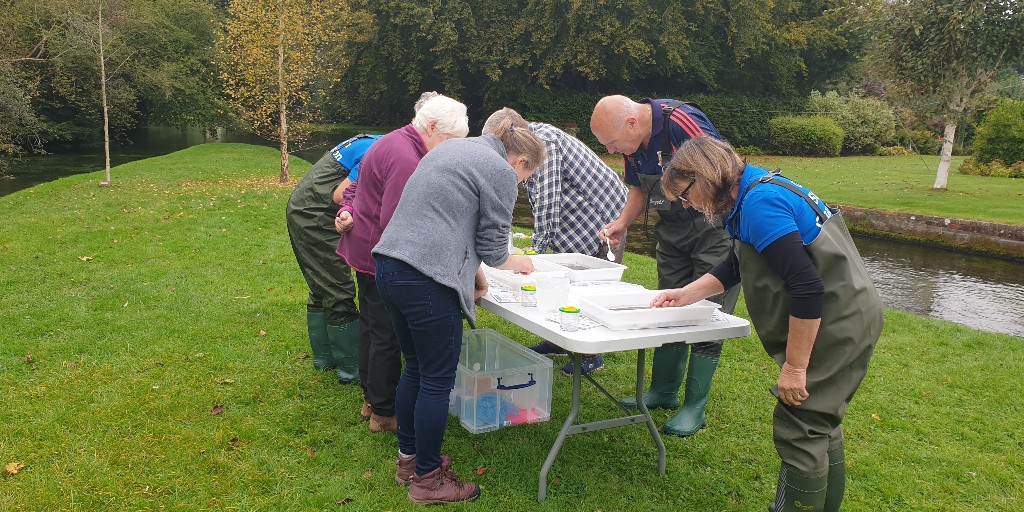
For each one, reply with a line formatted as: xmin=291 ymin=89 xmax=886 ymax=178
xmin=871 ymin=0 xmax=1024 ymax=189
xmin=219 ymin=0 xmax=345 ymax=183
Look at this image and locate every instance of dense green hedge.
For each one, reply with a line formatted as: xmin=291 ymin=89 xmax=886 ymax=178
xmin=970 ymin=100 xmax=1024 ymax=165
xmin=769 ymin=116 xmax=844 ymax=157
xmin=501 ymin=89 xmax=804 ymax=153
xmin=806 ymin=91 xmax=895 ymax=155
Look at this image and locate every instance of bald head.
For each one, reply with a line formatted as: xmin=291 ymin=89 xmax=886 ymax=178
xmin=590 ymin=95 xmax=650 ymax=155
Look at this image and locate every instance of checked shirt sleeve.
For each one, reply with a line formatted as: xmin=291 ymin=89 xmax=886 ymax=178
xmin=526 ymin=137 xmax=563 ymax=254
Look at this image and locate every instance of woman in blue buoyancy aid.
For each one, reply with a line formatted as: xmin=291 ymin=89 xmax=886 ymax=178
xmin=650 ymin=136 xmax=882 ymax=512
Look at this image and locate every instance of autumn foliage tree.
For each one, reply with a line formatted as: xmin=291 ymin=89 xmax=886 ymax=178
xmin=219 ymin=0 xmax=345 ymax=182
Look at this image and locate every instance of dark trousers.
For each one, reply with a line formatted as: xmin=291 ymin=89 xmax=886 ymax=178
xmin=356 ymin=271 xmax=402 ymax=417
xmin=375 ymin=256 xmax=463 ymax=476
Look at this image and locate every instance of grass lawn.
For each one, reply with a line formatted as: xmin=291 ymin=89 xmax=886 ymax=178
xmin=2 ymin=144 xmax=1022 ymax=511
xmin=600 ymin=154 xmax=1023 ymax=226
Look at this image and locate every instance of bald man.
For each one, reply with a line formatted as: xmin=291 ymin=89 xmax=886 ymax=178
xmin=590 ymin=95 xmax=740 ymax=438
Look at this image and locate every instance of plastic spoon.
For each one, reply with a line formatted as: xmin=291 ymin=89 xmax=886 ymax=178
xmin=604 ymin=230 xmax=615 ymax=261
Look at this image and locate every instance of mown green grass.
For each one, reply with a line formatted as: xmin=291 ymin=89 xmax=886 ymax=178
xmin=600 ymin=153 xmax=1023 ymax=226
xmin=2 ymin=144 xmax=1021 ymax=511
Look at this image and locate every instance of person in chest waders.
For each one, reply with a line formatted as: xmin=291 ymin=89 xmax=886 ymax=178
xmin=286 ymin=133 xmax=380 ymax=382
xmin=651 ymin=136 xmax=883 ymax=512
xmin=591 ymin=95 xmax=741 ymax=437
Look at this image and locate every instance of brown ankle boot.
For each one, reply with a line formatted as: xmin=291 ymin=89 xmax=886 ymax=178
xmin=408 ymin=457 xmax=480 ymax=505
xmin=369 ymin=413 xmax=396 ymax=433
xmin=360 ymin=399 xmax=371 ymax=421
xmin=396 ymin=454 xmax=452 ymax=486
xmin=395 ymin=454 xmax=417 ymax=486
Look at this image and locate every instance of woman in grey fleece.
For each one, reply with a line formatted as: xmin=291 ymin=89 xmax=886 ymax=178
xmin=372 ymin=114 xmax=545 ymax=505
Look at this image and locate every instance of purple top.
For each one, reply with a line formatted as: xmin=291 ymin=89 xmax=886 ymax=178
xmin=335 ymin=124 xmax=428 ymax=274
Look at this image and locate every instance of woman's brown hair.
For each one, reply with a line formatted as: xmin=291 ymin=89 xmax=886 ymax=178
xmin=481 ymin=107 xmax=546 ymax=172
xmin=661 ymin=136 xmax=745 ymax=221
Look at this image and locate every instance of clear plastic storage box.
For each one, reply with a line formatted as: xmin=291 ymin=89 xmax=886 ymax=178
xmin=449 ymin=329 xmax=553 ymax=434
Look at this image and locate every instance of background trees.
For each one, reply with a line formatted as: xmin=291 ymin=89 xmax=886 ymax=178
xmin=869 ymin=0 xmax=1024 ymax=189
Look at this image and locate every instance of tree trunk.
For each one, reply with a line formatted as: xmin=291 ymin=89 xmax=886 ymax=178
xmin=277 ymin=1 xmax=289 ymax=183
xmin=98 ymin=1 xmax=111 ymax=186
xmin=933 ymin=122 xmax=957 ymax=190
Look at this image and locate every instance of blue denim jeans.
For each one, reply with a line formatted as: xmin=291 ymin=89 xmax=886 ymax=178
xmin=375 ymin=255 xmax=464 ymax=476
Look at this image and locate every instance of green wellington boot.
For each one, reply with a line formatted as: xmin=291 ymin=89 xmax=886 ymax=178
xmin=662 ymin=353 xmax=719 ymax=437
xmin=823 ymin=447 xmax=846 ymax=512
xmin=768 ymin=463 xmax=827 ymax=512
xmin=327 ymin=321 xmax=360 ymax=384
xmin=619 ymin=343 xmax=688 ymax=410
xmin=307 ymin=310 xmax=336 ymax=370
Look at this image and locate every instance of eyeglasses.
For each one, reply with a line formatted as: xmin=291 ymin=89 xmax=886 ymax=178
xmin=679 ymin=180 xmax=695 ymax=204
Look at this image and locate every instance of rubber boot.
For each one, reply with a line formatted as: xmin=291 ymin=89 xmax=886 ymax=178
xmin=307 ymin=310 xmax=336 ymax=370
xmin=824 ymin=447 xmax=846 ymax=512
xmin=327 ymin=320 xmax=359 ymax=384
xmin=768 ymin=463 xmax=827 ymax=512
xmin=620 ymin=343 xmax=688 ymax=410
xmin=662 ymin=353 xmax=719 ymax=437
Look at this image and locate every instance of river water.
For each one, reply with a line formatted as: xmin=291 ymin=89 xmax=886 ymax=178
xmin=4 ymin=127 xmax=1023 ymax=338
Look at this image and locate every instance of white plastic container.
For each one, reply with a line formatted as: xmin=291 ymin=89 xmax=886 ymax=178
xmin=481 ymin=257 xmax=568 ymax=290
xmin=533 ymin=253 xmax=627 ymax=282
xmin=449 ymin=329 xmax=553 ymax=434
xmin=579 ymin=290 xmax=721 ymax=331
xmin=535 ymin=273 xmax=571 ymax=313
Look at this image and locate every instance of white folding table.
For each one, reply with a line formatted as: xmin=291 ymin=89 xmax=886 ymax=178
xmin=477 ymin=295 xmax=751 ymax=501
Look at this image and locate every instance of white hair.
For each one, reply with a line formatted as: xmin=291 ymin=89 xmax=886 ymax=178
xmin=412 ymin=95 xmax=469 ymax=138
xmin=413 ymin=91 xmax=441 ymax=113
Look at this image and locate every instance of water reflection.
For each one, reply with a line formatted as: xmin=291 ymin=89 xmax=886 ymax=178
xmin=514 ymin=197 xmax=1024 ymax=338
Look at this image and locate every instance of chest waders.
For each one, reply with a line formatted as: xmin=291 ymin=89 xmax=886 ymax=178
xmin=735 ymin=175 xmax=882 ymax=512
xmin=618 ymin=104 xmax=741 ymax=437
xmin=286 ymin=145 xmax=368 ymax=384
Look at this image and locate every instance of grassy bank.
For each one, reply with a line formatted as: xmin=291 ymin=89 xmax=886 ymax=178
xmin=2 ymin=144 xmax=1021 ymax=511
xmin=602 ymin=154 xmax=1023 ymax=226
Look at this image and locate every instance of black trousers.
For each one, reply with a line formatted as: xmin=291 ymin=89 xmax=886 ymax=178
xmin=356 ymin=271 xmax=403 ymax=417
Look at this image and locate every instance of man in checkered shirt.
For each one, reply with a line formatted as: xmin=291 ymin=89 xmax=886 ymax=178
xmin=525 ymin=122 xmax=628 ymax=260
xmin=483 ymin=108 xmax=628 ymax=375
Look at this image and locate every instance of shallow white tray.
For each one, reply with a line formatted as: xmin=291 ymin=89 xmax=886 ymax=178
xmin=533 ymin=253 xmax=626 ymax=282
xmin=481 ymin=257 xmax=569 ymax=290
xmin=579 ymin=290 xmax=721 ymax=331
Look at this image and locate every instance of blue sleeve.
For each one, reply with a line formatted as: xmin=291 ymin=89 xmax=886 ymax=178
xmin=742 ymin=190 xmax=801 ymax=252
xmin=336 ymin=137 xmax=378 ymax=182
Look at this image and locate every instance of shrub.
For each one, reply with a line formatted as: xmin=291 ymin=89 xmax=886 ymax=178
xmin=807 ymin=91 xmax=896 ymax=155
xmin=958 ymin=157 xmax=1024 ymax=178
xmin=970 ymin=100 xmax=1024 ymax=165
xmin=734 ymin=145 xmax=766 ymax=156
xmin=894 ymin=128 xmax=942 ymax=154
xmin=877 ymin=145 xmax=912 ymax=156
xmin=769 ymin=116 xmax=844 ymax=157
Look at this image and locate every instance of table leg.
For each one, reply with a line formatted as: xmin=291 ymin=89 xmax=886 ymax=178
xmin=635 ymin=348 xmax=667 ymax=475
xmin=538 ymin=352 xmax=582 ymax=502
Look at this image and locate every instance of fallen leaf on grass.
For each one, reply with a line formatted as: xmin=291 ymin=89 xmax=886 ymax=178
xmin=336 ymin=498 xmax=353 ymax=505
xmin=871 ymin=412 xmax=881 ymax=421
xmin=228 ymin=437 xmax=239 ymax=445
xmin=3 ymin=462 xmax=24 ymax=477
xmin=297 ymin=353 xmax=310 ymax=361
xmin=307 ymin=449 xmax=315 ymax=458
xmin=233 ymin=295 xmax=251 ymax=300
xmin=77 ymin=256 xmax=93 ymax=262
xmin=211 ymin=405 xmax=225 ymax=415
xmin=258 ymin=330 xmax=267 ymax=336
xmin=362 ymin=471 xmax=372 ymax=478
xmin=214 ymin=377 xmax=234 ymax=385
xmin=23 ymin=351 xmax=33 ymax=363
xmin=475 ymin=466 xmax=487 ymax=476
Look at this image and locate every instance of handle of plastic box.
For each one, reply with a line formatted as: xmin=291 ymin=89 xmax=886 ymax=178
xmin=496 ymin=373 xmax=536 ymax=390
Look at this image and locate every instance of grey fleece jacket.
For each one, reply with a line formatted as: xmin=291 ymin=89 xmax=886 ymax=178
xmin=372 ymin=135 xmax=517 ymax=320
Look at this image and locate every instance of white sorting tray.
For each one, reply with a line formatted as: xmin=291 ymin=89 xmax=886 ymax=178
xmin=579 ymin=290 xmax=721 ymax=331
xmin=533 ymin=253 xmax=626 ymax=282
xmin=481 ymin=257 xmax=569 ymax=290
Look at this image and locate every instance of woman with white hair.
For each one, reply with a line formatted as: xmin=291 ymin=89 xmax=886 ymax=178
xmin=335 ymin=92 xmax=469 ymax=432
